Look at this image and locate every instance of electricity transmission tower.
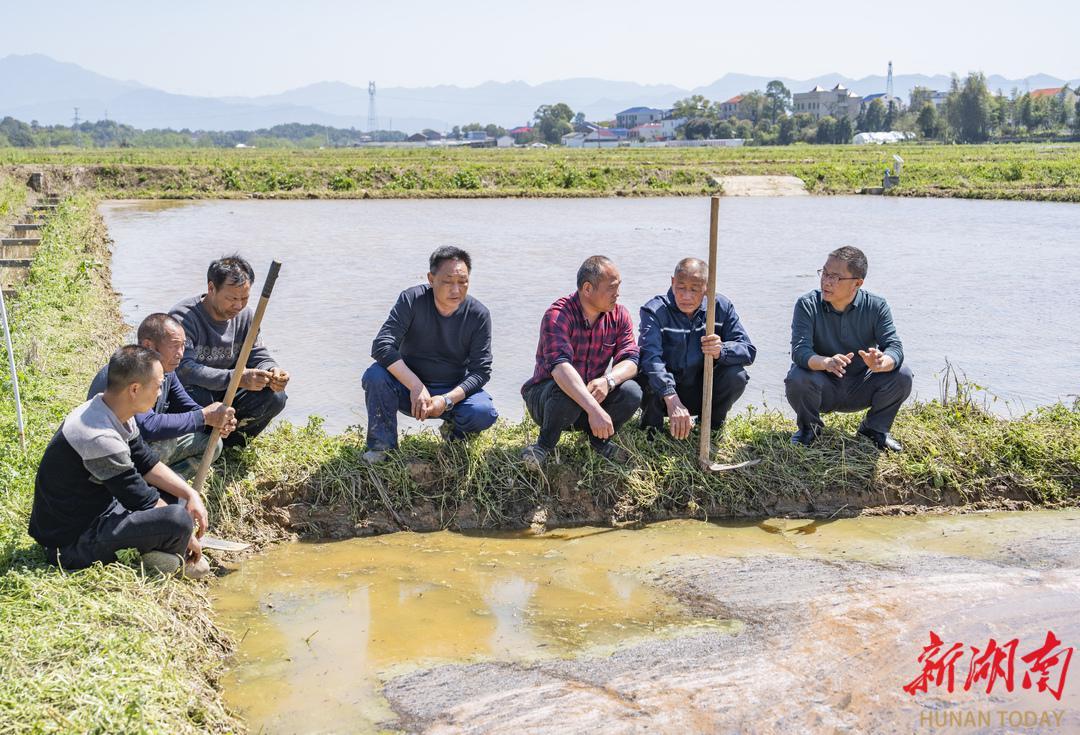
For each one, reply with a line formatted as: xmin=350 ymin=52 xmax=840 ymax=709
xmin=368 ymin=82 xmax=377 ymax=137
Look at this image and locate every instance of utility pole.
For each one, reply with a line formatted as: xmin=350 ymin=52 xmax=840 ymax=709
xmin=73 ymin=107 xmax=81 ymax=147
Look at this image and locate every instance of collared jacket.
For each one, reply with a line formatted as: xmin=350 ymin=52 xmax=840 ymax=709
xmin=790 ymin=288 xmax=903 ymax=376
xmin=638 ymin=289 xmax=756 ymax=397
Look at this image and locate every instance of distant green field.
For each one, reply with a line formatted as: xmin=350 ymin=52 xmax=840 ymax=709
xmin=3 ymin=143 xmax=1079 ymax=201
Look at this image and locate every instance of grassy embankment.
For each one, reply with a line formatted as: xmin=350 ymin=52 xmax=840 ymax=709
xmin=0 ymin=175 xmax=1077 ymax=733
xmin=2 ymin=142 xmax=1080 ymax=201
xmin=0 ymin=183 xmax=242 ymax=733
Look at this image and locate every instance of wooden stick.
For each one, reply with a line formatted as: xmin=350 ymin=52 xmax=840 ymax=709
xmin=0 ymin=288 xmax=26 ymax=453
xmin=192 ymin=261 xmax=282 ymax=493
xmin=697 ymin=196 xmax=720 ymax=470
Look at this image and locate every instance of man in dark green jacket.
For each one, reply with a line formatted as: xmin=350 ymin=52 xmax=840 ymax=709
xmin=785 ymin=246 xmax=912 ymax=451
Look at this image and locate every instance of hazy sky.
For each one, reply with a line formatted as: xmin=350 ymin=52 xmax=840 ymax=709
xmin=6 ymin=0 xmax=1078 ymax=96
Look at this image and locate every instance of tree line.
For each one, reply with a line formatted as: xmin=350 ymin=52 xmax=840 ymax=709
xmin=2 ymin=73 xmax=1077 ymax=149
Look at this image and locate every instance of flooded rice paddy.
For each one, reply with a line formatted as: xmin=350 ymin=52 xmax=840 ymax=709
xmin=212 ymin=511 xmax=1080 ymax=733
xmin=102 ymin=196 xmax=1079 ymax=433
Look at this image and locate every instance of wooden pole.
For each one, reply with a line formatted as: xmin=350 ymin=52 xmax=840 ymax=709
xmin=191 ymin=261 xmax=282 ymax=493
xmin=697 ymin=196 xmax=720 ymax=470
xmin=0 ymin=288 xmax=26 ymax=453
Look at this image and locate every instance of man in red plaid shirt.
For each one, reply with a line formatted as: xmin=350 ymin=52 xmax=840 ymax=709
xmin=521 ymin=255 xmax=642 ymax=466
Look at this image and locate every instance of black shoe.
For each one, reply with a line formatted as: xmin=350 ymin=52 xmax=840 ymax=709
xmin=791 ymin=426 xmax=821 ymax=446
xmin=857 ymin=426 xmax=903 ymax=452
xmin=591 ymin=439 xmax=630 ymax=464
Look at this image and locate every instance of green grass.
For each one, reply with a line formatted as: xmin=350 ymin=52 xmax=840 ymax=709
xmin=3 ymin=143 xmax=1080 ymax=201
xmin=0 ymin=187 xmax=241 ymax=734
xmin=202 ymin=390 xmax=1080 ymax=544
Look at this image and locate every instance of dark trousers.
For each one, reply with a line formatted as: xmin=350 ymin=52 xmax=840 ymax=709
xmin=784 ymin=364 xmax=914 ymax=435
xmin=361 ymin=363 xmax=498 ymax=451
xmin=523 ymin=378 xmax=642 ymax=451
xmin=47 ymin=498 xmax=192 ymax=571
xmin=640 ymin=363 xmax=749 ymax=431
xmin=188 ymin=385 xmax=287 ymax=446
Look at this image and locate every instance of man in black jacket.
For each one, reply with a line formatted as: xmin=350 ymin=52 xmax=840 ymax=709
xmin=362 ymin=246 xmax=498 ymax=463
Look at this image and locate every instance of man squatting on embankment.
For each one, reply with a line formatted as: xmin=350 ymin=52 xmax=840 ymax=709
xmin=27 ymin=245 xmax=911 ymax=576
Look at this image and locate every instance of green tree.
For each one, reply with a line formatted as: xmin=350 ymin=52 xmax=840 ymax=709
xmin=713 ymin=119 xmax=735 ymax=139
xmin=947 ymin=72 xmax=994 ymax=142
xmin=815 ymin=116 xmax=836 ymax=144
xmin=534 ymin=103 xmax=575 ymax=144
xmin=909 ymin=86 xmax=933 ymax=110
xmin=734 ymin=120 xmax=754 ymax=140
xmin=916 ymin=103 xmax=940 ymax=138
xmin=777 ymin=115 xmax=796 ymax=144
xmin=739 ymin=91 xmax=766 ymax=124
xmin=861 ymin=99 xmax=887 ymax=132
xmin=671 ymin=95 xmax=714 ymax=121
xmin=683 ymin=117 xmax=713 ymax=140
xmin=764 ymin=80 xmax=791 ymax=124
xmin=1073 ymin=98 xmax=1080 ymax=135
xmin=833 ymin=116 xmax=854 ymax=143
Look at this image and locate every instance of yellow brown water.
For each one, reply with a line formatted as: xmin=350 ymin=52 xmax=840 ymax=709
xmin=212 ymin=511 xmax=1080 ymax=733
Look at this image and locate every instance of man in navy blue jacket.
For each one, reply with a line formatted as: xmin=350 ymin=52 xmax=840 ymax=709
xmin=89 ymin=314 xmax=236 ymax=478
xmin=638 ymin=258 xmax=756 ymax=439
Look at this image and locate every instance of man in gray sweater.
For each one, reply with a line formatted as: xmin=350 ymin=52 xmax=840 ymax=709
xmin=170 ymin=255 xmax=289 ymax=446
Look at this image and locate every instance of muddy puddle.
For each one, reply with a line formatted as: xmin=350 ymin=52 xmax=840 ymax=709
xmin=213 ymin=510 xmax=1080 ymax=733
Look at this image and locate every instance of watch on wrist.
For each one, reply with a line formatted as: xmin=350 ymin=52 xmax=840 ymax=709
xmin=442 ymin=394 xmax=454 ymax=410
xmin=605 ymin=375 xmax=617 ymax=391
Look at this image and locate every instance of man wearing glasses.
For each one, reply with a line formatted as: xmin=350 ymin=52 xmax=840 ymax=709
xmin=785 ymin=246 xmax=912 ymax=451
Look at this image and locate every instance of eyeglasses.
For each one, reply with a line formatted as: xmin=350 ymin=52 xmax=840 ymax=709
xmin=817 ymin=269 xmax=860 ymax=284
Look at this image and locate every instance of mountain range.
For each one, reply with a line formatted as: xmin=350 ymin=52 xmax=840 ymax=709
xmin=2 ymin=54 xmax=1076 ymax=134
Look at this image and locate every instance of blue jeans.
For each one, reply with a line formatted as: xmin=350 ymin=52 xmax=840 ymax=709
xmin=361 ymin=363 xmax=498 ymax=451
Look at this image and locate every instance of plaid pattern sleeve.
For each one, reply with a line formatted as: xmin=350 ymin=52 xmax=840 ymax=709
xmin=611 ymin=305 xmax=640 ymax=366
xmin=524 ymin=294 xmax=640 ymax=392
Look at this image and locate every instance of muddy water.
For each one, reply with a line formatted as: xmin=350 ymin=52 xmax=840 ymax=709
xmin=101 ymin=197 xmax=1080 ymax=433
xmin=212 ymin=510 xmax=1080 ymax=733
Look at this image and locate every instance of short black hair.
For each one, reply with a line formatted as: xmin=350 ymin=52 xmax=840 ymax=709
xmin=429 ymin=246 xmax=472 ymax=274
xmin=207 ymin=254 xmax=255 ymax=289
xmin=576 ymin=255 xmax=614 ymax=289
xmin=136 ymin=313 xmax=183 ymax=344
xmin=829 ymin=246 xmax=868 ymax=280
xmin=105 ymin=345 xmax=161 ymax=392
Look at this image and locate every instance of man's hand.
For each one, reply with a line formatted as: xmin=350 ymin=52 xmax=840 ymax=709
xmin=425 ymin=394 xmax=449 ymax=419
xmin=410 ymin=384 xmax=433 ymax=420
xmin=239 ymin=368 xmax=272 ymax=391
xmin=202 ymin=402 xmax=236 ymax=430
xmin=268 ymin=367 xmax=290 ymax=392
xmin=665 ymin=394 xmax=694 ymax=440
xmin=186 ymin=491 xmax=208 ymax=539
xmin=701 ymin=334 xmax=723 ymax=360
xmin=587 ymin=406 xmax=615 ymax=440
xmin=859 ymin=347 xmax=895 ymax=373
xmin=187 ymin=535 xmax=202 ymax=565
xmin=586 ymin=377 xmax=610 ymax=404
xmin=821 ymin=353 xmax=855 ymax=378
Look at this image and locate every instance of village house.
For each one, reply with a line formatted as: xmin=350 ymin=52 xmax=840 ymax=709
xmin=792 ymin=84 xmax=862 ymax=121
xmin=615 ymin=106 xmax=665 ymax=129
xmin=717 ymin=95 xmax=753 ymax=120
